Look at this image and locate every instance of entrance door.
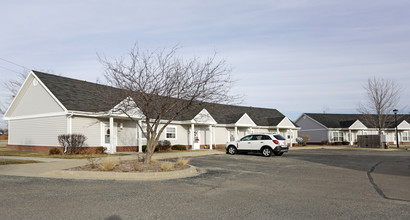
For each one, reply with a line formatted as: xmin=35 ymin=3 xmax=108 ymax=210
xmin=193 ymin=129 xmax=201 ymax=150
xmin=103 ymin=122 xmax=117 ymax=153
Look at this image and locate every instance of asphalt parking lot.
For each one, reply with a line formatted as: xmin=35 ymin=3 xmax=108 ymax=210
xmin=0 ymin=149 xmax=409 ymax=219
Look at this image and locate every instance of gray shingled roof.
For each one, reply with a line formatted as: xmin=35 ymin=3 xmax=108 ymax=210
xmin=33 ymin=70 xmax=292 ymax=127
xmin=304 ymin=113 xmax=410 ymax=129
xmin=34 ymin=71 xmax=124 ymax=112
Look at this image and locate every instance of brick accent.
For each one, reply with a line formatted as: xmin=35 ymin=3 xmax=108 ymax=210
xmin=116 ymin=146 xmax=139 ymax=152
xmin=214 ymin=144 xmax=226 ymax=149
xmin=7 ymin=144 xmax=142 ymax=153
xmin=7 ymin=145 xmax=63 ymax=153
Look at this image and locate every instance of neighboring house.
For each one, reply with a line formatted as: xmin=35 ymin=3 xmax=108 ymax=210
xmin=3 ymin=70 xmax=299 ymax=153
xmin=296 ymin=113 xmax=410 ymax=145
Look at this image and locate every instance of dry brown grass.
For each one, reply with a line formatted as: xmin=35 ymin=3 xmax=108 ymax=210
xmin=0 ymin=158 xmax=41 ymax=165
xmin=160 ymin=161 xmax=175 ymax=171
xmin=99 ymin=157 xmax=119 ymax=171
xmin=176 ymin=158 xmax=190 ymax=166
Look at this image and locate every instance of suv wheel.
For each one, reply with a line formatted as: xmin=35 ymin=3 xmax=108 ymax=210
xmin=261 ymin=147 xmax=272 ymax=157
xmin=227 ymin=146 xmax=237 ymax=155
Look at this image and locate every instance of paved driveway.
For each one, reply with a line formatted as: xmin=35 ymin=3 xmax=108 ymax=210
xmin=0 ymin=149 xmax=409 ymax=219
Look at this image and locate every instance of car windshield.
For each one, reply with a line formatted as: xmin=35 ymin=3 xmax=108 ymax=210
xmin=273 ymin=135 xmax=286 ymax=140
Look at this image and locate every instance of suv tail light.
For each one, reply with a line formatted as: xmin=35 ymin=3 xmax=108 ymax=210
xmin=273 ymin=140 xmax=279 ymax=144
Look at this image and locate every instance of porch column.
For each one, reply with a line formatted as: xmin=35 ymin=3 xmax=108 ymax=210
xmin=191 ymin=123 xmax=195 ymax=149
xmin=349 ymin=129 xmax=353 ymax=145
xmin=67 ymin=115 xmax=73 ymax=135
xmin=234 ymin=126 xmax=238 ymax=140
xmin=138 ymin=120 xmax=142 ymax=153
xmin=328 ymin=131 xmax=331 ymax=143
xmin=276 ymin=128 xmax=279 ymax=133
xmin=109 ymin=117 xmax=115 ymax=153
xmin=250 ymin=127 xmax=253 ymax=134
xmin=288 ymin=129 xmax=293 ymax=147
xmin=209 ymin=125 xmax=213 ymax=150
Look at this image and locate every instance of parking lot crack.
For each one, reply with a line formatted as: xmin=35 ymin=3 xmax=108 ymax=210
xmin=367 ymin=161 xmax=410 ymax=203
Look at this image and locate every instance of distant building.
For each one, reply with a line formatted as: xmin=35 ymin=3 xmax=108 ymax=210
xmin=296 ymin=113 xmax=410 ymax=145
xmin=3 ymin=70 xmax=299 ymax=152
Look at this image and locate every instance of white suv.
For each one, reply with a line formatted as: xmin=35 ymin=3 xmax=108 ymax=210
xmin=226 ymin=133 xmax=288 ymax=157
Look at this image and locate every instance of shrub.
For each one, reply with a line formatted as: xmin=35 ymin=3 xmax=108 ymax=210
xmin=334 ymin=142 xmax=343 ymax=145
xmin=99 ymin=157 xmax=118 ymax=171
xmin=342 ymin=141 xmax=350 ymax=145
xmin=95 ymin=147 xmax=107 ymax=154
xmin=176 ymin=158 xmax=190 ymax=166
xmin=79 ymin=148 xmax=89 ymax=155
xmin=49 ymin=147 xmax=61 ymax=155
xmin=87 ymin=157 xmax=100 ymax=169
xmin=320 ymin=140 xmax=329 ymax=145
xmin=142 ymin=145 xmax=159 ymax=153
xmin=160 ymin=161 xmax=174 ymax=171
xmin=158 ymin=140 xmax=172 ymax=151
xmin=171 ymin=145 xmax=186 ymax=151
xmin=300 ymin=134 xmax=310 ymax=146
xmin=57 ymin=134 xmax=87 ymax=155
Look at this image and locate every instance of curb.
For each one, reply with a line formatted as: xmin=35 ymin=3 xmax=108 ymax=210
xmin=0 ymin=150 xmax=224 ymax=181
xmin=40 ymin=165 xmax=202 ymax=181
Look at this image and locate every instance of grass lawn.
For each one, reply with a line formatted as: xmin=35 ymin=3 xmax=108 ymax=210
xmin=0 ymin=141 xmax=127 ymax=159
xmin=0 ymin=158 xmax=42 ymax=165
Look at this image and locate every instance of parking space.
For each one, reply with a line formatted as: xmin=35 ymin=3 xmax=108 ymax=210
xmin=0 ymin=149 xmax=409 ymax=219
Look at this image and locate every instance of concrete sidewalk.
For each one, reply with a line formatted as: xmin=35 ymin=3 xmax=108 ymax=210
xmin=0 ymin=150 xmax=226 ymax=181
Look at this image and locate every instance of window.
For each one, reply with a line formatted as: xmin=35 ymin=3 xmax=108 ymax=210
xmin=402 ymin=131 xmax=409 ymax=142
xmin=333 ymin=131 xmax=344 ymax=142
xmin=137 ymin=123 xmax=147 ymax=139
xmin=240 ymin=135 xmax=252 ymax=141
xmin=262 ymin=135 xmax=272 ymax=140
xmin=166 ymin=126 xmax=177 ymax=139
xmin=274 ymin=135 xmax=286 ymax=140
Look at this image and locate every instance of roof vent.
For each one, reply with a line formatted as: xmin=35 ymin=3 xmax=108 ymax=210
xmin=33 ymin=79 xmax=38 ymax=86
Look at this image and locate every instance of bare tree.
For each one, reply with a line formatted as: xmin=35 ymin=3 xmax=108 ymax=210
xmin=99 ymin=45 xmax=236 ymax=163
xmin=1 ymin=72 xmax=28 ymax=116
xmin=358 ymin=77 xmax=401 ymax=148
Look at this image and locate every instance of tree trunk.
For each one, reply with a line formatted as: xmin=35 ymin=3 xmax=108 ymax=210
xmin=144 ymin=136 xmax=156 ymax=164
xmin=378 ymin=130 xmax=384 ymax=148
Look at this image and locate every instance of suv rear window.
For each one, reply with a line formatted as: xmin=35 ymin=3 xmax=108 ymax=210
xmin=262 ymin=135 xmax=271 ymax=140
xmin=273 ymin=135 xmax=286 ymax=140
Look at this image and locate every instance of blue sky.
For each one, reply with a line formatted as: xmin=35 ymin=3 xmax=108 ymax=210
xmin=1 ymin=0 xmax=409 ymax=127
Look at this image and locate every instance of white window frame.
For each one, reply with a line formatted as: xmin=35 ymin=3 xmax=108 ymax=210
xmin=165 ymin=126 xmax=177 ymax=140
xmin=402 ymin=131 xmax=409 ymax=142
xmin=333 ymin=131 xmax=344 ymax=142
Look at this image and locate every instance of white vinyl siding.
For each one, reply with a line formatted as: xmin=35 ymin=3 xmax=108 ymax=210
xmin=8 ymin=75 xmax=65 ymax=117
xmin=72 ymin=116 xmax=101 ymax=146
xmin=117 ymin=121 xmax=137 ymax=146
xmin=9 ymin=115 xmax=67 ymax=146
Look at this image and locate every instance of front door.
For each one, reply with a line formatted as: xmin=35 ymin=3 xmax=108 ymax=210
xmin=193 ymin=129 xmax=201 ymax=150
xmin=103 ymin=122 xmax=117 ymax=153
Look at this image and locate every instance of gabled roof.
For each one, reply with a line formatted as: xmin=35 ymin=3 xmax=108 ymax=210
xmin=33 ymin=70 xmax=123 ymax=112
xmin=32 ymin=70 xmax=295 ymax=127
xmin=304 ymin=113 xmax=410 ymax=129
